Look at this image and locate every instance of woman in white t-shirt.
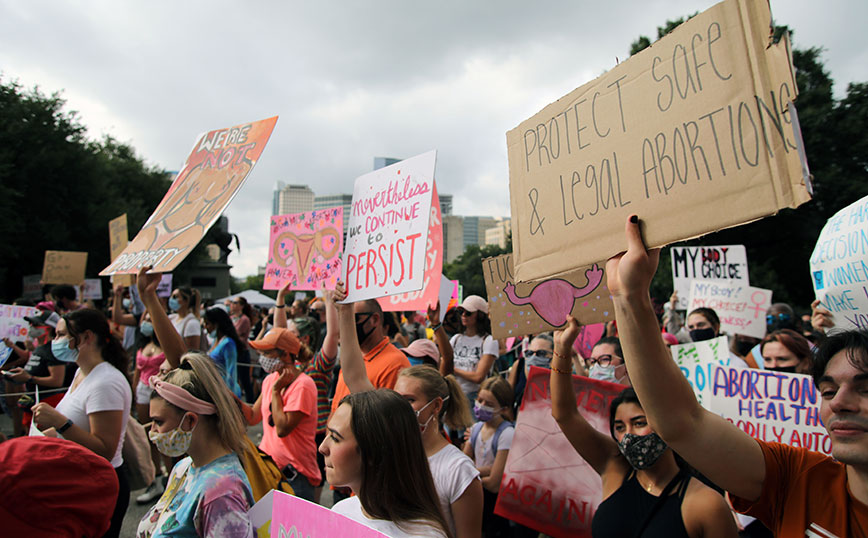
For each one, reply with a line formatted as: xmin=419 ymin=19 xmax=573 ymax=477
xmin=446 ymin=296 xmax=499 ymax=407
xmin=322 ymin=389 xmax=452 ymax=538
xmin=31 ymin=308 xmax=133 ymax=538
xmin=169 ymin=286 xmax=202 ymax=351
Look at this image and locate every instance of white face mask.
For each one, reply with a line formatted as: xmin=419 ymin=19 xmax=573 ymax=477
xmin=589 ymin=363 xmax=622 ymax=383
xmin=415 ymin=397 xmax=444 ymax=434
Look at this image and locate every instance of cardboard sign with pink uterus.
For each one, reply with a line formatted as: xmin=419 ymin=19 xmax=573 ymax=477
xmin=482 ymin=253 xmax=614 ymax=339
xmin=264 ymin=207 xmax=343 ymax=291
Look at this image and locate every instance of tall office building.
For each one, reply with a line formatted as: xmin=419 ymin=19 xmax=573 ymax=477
xmin=438 ymin=194 xmax=452 ymax=216
xmin=314 ymin=193 xmax=354 ymax=236
xmin=272 ymin=181 xmax=286 ymax=215
xmin=373 ymin=156 xmax=401 ymax=170
xmin=275 ymin=184 xmax=314 ymax=215
xmin=484 ymin=218 xmax=512 ymax=249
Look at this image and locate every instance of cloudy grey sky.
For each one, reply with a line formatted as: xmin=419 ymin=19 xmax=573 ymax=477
xmin=2 ymin=0 xmax=866 ymax=277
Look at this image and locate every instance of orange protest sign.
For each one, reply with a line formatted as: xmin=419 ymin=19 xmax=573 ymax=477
xmin=100 ymin=116 xmax=278 ymax=275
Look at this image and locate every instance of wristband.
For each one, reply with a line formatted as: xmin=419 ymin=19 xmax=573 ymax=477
xmin=275 ymin=304 xmax=286 ymax=309
xmin=552 ymin=365 xmax=572 ymax=375
xmin=57 ymin=419 xmax=73 ymax=434
xmin=430 ymin=323 xmax=442 ymax=331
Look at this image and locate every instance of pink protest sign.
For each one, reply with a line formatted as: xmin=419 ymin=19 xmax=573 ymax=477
xmin=378 ymin=182 xmax=443 ymax=312
xmin=495 ymin=366 xmax=625 ymax=537
xmin=264 ymin=207 xmax=343 ymax=291
xmin=249 ymin=490 xmax=389 ymax=538
xmin=573 ymin=323 xmax=605 ymax=360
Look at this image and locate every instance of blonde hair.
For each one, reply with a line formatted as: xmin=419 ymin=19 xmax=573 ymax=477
xmin=159 ymin=352 xmax=247 ymax=454
xmin=399 ymin=366 xmax=473 ymax=430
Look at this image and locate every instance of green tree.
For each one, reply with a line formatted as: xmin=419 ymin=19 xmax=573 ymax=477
xmin=0 ymin=77 xmax=206 ymax=301
xmin=630 ymin=25 xmax=868 ymax=312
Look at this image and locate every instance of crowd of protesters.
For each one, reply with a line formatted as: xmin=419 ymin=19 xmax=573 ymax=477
xmin=0 ymin=209 xmax=865 ymax=538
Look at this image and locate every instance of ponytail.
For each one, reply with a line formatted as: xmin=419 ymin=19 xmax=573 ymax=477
xmin=398 ymin=366 xmax=473 ymax=431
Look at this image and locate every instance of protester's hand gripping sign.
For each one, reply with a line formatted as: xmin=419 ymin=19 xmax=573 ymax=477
xmin=495 ymin=366 xmax=625 ymax=538
xmin=100 ymin=116 xmax=278 ymax=276
xmin=671 ymin=245 xmax=748 ymax=310
xmin=507 ymin=0 xmax=811 ymax=283
xmin=342 ymin=151 xmax=436 ymax=302
xmin=810 ymin=194 xmax=868 ymax=331
xmin=264 ymin=207 xmax=344 ymax=291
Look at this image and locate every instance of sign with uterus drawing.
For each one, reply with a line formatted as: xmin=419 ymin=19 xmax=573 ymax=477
xmin=264 ymin=207 xmax=343 ymax=291
xmin=482 ymin=253 xmax=614 ymax=339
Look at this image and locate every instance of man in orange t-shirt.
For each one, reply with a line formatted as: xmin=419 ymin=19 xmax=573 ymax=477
xmin=608 ymin=216 xmax=868 ymax=538
xmin=330 ymin=298 xmax=410 ymax=416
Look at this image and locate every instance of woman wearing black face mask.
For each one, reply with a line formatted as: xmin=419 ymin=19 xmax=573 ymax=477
xmin=551 ymin=317 xmax=737 ymax=538
xmin=760 ymin=329 xmax=813 ymax=374
xmin=686 ymin=308 xmax=754 ymax=369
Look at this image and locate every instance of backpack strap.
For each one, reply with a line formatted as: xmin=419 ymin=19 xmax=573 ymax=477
xmin=469 ymin=422 xmax=484 ymax=453
xmin=491 ymin=420 xmax=514 ymax=453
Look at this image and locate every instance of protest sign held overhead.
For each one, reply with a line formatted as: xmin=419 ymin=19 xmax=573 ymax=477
xmin=343 ymin=151 xmax=436 ymax=302
xmin=108 ymin=214 xmax=133 ymax=286
xmin=21 ymin=274 xmax=42 ymax=300
xmin=378 ymin=182 xmax=443 ymax=312
xmin=264 ymin=207 xmax=343 ymax=291
xmin=0 ymin=304 xmax=40 ymax=341
xmin=495 ymin=366 xmax=625 ymax=537
xmin=42 ymin=250 xmax=87 ymax=285
xmin=687 ymin=280 xmax=772 ymax=338
xmin=810 ymin=194 xmax=868 ymax=331
xmin=100 ymin=116 xmax=278 ymax=276
xmin=671 ymin=245 xmax=749 ymax=310
xmin=507 ymin=0 xmax=811 ymax=283
xmin=483 ymin=253 xmax=613 ymax=339
xmin=670 ymin=335 xmax=732 ymax=404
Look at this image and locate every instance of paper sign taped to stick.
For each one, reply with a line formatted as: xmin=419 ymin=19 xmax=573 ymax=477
xmin=22 ymin=274 xmax=42 ymax=300
xmin=264 ymin=207 xmax=343 ymax=291
xmin=687 ymin=280 xmax=771 ymax=338
xmin=248 ymin=490 xmax=389 ymax=538
xmin=100 ymin=116 xmax=278 ymax=275
xmin=342 ymin=151 xmax=436 ymax=302
xmin=378 ymin=182 xmax=443 ymax=312
xmin=495 ymin=366 xmax=625 ymax=537
xmin=483 ymin=253 xmax=613 ymax=339
xmin=671 ymin=245 xmax=749 ymax=310
xmin=507 ymin=0 xmax=810 ymax=283
xmin=42 ymin=250 xmax=87 ymax=285
xmin=809 ymin=194 xmax=868 ymax=331
xmin=0 ymin=304 xmax=40 ymax=341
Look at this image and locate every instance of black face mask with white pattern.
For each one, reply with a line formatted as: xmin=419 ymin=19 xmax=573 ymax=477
xmin=617 ymin=432 xmax=668 ymax=469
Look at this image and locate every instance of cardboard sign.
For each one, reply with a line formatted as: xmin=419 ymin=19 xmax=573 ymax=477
xmin=483 ymin=253 xmax=613 ymax=339
xmin=248 ymin=490 xmax=389 ymax=538
xmin=0 ymin=304 xmax=40 ymax=341
xmin=707 ymin=365 xmax=829 ymax=455
xmin=495 ymin=366 xmax=626 ymax=537
xmin=42 ymin=250 xmax=87 ymax=285
xmin=378 ymin=182 xmax=443 ymax=312
xmin=687 ymin=280 xmax=772 ymax=338
xmin=670 ymin=336 xmax=731 ymax=405
xmin=21 ymin=274 xmax=42 ymax=300
xmin=671 ymin=245 xmax=749 ymax=310
xmin=108 ymin=214 xmax=134 ymax=287
xmin=264 ymin=207 xmax=343 ymax=291
xmin=810 ymin=194 xmax=868 ymax=331
xmin=342 ymin=151 xmax=436 ymax=302
xmin=507 ymin=0 xmax=810 ymax=283
xmin=100 ymin=116 xmax=278 ymax=275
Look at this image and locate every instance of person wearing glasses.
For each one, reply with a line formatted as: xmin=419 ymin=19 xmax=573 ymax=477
xmin=587 ymin=336 xmax=629 ymax=384
xmin=445 ymin=296 xmax=499 ymax=408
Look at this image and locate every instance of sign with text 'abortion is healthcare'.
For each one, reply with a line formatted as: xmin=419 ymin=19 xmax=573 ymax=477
xmin=343 ymin=151 xmax=436 ymax=302
xmin=810 ymin=194 xmax=868 ymax=331
xmin=671 ymin=245 xmax=748 ymax=310
xmin=508 ymin=0 xmax=810 ymax=284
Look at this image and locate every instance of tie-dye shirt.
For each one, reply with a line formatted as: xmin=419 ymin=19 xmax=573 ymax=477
xmin=137 ymin=453 xmax=254 ymax=538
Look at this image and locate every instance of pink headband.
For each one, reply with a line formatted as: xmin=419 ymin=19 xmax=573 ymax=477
xmin=149 ymin=376 xmax=217 ymax=415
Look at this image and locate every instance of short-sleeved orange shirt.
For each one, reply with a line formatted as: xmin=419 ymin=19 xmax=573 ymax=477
xmin=330 ymin=337 xmax=410 ymax=415
xmin=730 ymin=439 xmax=868 ymax=537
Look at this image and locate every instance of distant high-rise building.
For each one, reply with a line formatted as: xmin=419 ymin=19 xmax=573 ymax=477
xmin=438 ymin=194 xmax=452 ymax=216
xmin=272 ymin=181 xmax=286 ymax=215
xmin=484 ymin=218 xmax=511 ymax=249
xmin=315 ymin=193 xmax=354 ymax=236
xmin=462 ymin=216 xmax=498 ymax=250
xmin=443 ymin=215 xmax=465 ymax=263
xmin=373 ymin=157 xmax=401 ymax=170
xmin=275 ymin=184 xmax=314 ymax=215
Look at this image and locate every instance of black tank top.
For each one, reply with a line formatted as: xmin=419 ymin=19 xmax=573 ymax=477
xmin=591 ymin=469 xmax=691 ymax=538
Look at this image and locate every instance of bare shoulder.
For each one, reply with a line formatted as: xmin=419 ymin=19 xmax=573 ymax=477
xmin=681 ymin=477 xmax=738 ymax=538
